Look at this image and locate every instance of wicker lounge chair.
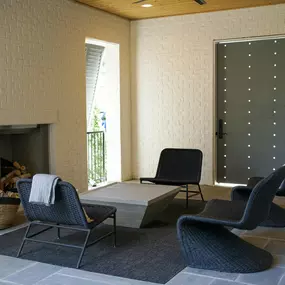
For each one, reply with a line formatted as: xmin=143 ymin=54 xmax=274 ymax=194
xmin=177 ymin=166 xmax=285 ymax=273
xmin=16 ymin=179 xmax=116 ymax=268
xmin=232 ymin=176 xmax=285 ymax=227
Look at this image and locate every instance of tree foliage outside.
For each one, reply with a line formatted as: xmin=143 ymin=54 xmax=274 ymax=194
xmin=87 ymin=107 xmax=107 ymax=186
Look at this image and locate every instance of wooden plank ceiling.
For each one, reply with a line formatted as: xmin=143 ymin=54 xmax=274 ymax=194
xmin=76 ymin=0 xmax=285 ymax=20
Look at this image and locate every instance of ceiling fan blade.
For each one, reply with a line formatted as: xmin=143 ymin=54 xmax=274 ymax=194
xmin=132 ymin=0 xmax=147 ymax=4
xmin=194 ymin=0 xmax=207 ymax=4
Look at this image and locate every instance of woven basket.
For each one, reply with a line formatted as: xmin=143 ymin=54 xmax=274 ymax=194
xmin=0 ymin=197 xmax=21 ymax=229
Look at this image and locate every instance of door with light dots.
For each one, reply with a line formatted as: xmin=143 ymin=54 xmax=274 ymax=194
xmin=216 ymin=37 xmax=285 ymax=184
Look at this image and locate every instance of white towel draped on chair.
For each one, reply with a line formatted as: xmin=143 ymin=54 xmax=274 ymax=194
xmin=29 ymin=174 xmax=60 ymax=205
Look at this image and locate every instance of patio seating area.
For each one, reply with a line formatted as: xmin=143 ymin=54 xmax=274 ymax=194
xmin=2 ymin=183 xmax=285 ymax=284
xmin=1 ymin=0 xmax=285 ymax=284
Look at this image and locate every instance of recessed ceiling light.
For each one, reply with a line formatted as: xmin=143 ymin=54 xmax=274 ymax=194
xmin=141 ymin=3 xmax=153 ymax=7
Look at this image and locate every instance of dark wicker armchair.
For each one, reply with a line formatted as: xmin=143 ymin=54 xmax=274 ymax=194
xmin=177 ymin=166 xmax=285 ymax=273
xmin=17 ymin=179 xmax=117 ymax=268
xmin=232 ymin=176 xmax=285 ymax=227
xmin=140 ymin=148 xmax=204 ymax=208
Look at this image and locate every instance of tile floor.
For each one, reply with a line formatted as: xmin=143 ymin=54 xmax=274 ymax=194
xmin=0 ymin=255 xmax=158 ymax=285
xmin=1 ymin=185 xmax=285 ymax=284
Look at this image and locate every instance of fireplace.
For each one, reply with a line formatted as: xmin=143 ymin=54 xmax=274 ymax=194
xmin=0 ymin=124 xmax=50 ymax=190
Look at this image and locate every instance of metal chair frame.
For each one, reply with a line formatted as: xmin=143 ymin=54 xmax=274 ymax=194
xmin=17 ymin=213 xmax=116 ymax=269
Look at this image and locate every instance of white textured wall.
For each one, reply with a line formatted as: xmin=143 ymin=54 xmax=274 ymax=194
xmin=0 ymin=0 xmax=131 ymax=191
xmin=131 ymin=4 xmax=285 ymax=184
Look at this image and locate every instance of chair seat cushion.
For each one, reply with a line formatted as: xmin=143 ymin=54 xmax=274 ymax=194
xmin=188 ymin=199 xmax=247 ymax=227
xmin=201 ymin=199 xmax=246 ymax=220
xmin=82 ymin=204 xmax=116 ymax=229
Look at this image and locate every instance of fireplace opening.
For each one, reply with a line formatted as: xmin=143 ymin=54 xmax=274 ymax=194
xmin=0 ymin=124 xmax=50 ymax=191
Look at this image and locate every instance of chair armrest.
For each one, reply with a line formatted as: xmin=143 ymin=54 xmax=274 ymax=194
xmin=231 ymin=186 xmax=252 ymax=201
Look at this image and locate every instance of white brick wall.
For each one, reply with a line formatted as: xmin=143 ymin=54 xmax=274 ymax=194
xmin=131 ymin=4 xmax=285 ymax=184
xmin=0 ymin=0 xmax=131 ymax=191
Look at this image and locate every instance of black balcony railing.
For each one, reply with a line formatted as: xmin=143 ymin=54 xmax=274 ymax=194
xmin=87 ymin=131 xmax=106 ymax=185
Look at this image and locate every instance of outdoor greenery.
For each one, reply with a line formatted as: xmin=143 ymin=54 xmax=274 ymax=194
xmin=87 ymin=108 xmax=107 ymax=186
xmin=91 ymin=107 xmax=101 ymax=132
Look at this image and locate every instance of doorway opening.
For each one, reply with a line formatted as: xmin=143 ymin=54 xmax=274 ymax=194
xmin=85 ymin=38 xmax=120 ymax=188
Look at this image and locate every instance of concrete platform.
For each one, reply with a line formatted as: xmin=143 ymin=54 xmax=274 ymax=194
xmin=80 ymin=183 xmax=180 ymax=228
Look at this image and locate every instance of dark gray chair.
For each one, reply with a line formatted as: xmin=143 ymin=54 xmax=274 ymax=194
xmin=232 ymin=176 xmax=285 ymax=227
xmin=140 ymin=148 xmax=204 ymax=208
xmin=177 ymin=166 xmax=285 ymax=273
xmin=16 ymin=179 xmax=117 ymax=268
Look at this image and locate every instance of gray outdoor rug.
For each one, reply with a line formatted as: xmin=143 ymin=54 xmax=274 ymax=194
xmin=0 ymin=199 xmax=205 ymax=284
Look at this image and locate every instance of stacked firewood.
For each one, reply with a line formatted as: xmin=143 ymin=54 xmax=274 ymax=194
xmin=0 ymin=161 xmax=31 ymax=193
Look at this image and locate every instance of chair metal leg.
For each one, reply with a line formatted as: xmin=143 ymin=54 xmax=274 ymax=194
xmin=17 ymin=223 xmax=32 ymax=257
xmin=113 ymin=213 xmax=117 ymax=248
xmin=57 ymin=228 xmax=60 ymax=239
xmin=186 ymin=184 xmax=189 ymax=208
xmin=198 ymin=184 xmax=204 ymax=201
xmin=76 ymin=230 xmax=91 ymax=269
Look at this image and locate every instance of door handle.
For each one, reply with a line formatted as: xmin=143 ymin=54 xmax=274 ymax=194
xmin=216 ymin=119 xmax=228 ymax=139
